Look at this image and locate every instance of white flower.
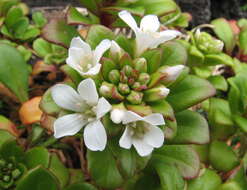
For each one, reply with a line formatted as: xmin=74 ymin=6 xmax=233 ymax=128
xmin=110 ymin=108 xmax=125 ymax=124
xmin=119 ymin=111 xmax=165 ymax=156
xmin=66 ymin=37 xmax=111 ymax=76
xmin=118 ymin=10 xmax=181 ymax=56
xmin=51 ymin=78 xmax=112 ymax=151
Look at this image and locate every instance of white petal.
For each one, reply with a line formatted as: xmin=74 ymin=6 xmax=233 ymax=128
xmin=122 ymin=111 xmax=143 ymax=124
xmin=163 ymin=65 xmax=185 ymax=82
xmin=143 ymin=113 xmax=165 ymax=126
xmin=118 ymin=10 xmax=138 ymax=33
xmin=110 ymin=40 xmax=122 ymax=56
xmin=150 ymin=30 xmax=181 ymax=48
xmin=110 ymin=109 xmax=125 ymax=124
xmin=133 ymin=138 xmax=153 ymax=157
xmin=51 ymin=84 xmax=85 ymax=112
xmin=78 ymin=63 xmax=102 ymax=76
xmin=93 ymin=39 xmax=111 ymax=64
xmin=135 ymin=32 xmax=154 ymax=56
xmin=70 ymin=37 xmax=91 ymax=54
xmin=96 ymin=97 xmax=112 ymax=119
xmin=84 ymin=120 xmax=107 ymax=151
xmin=140 ymin=15 xmax=160 ymax=33
xmin=144 ymin=125 xmax=164 ymax=148
xmin=54 ymin=114 xmax=86 ymax=138
xmin=159 ymin=87 xmax=170 ymax=97
xmin=77 ymin=78 xmax=99 ymax=105
xmin=119 ymin=127 xmax=132 ymax=149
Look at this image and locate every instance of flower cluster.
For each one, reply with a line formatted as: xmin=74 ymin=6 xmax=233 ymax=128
xmin=51 ymin=11 xmax=184 ymax=156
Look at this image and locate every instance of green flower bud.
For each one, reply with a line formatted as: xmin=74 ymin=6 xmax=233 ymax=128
xmin=122 ymin=65 xmax=133 ymax=77
xmin=109 ymin=70 xmax=120 ymax=84
xmin=120 ymin=72 xmax=128 ymax=83
xmin=127 ymin=91 xmax=143 ymax=104
xmin=134 ymin=58 xmax=147 ymax=73
xmin=128 ymin=78 xmax=135 ymax=86
xmin=132 ymin=82 xmax=147 ymax=91
xmin=7 ymin=163 xmax=13 ymax=169
xmin=12 ymin=169 xmax=21 ymax=179
xmin=118 ymin=83 xmax=130 ymax=95
xmin=99 ymin=82 xmax=113 ymax=98
xmin=144 ymin=85 xmax=170 ymax=102
xmin=195 ymin=30 xmax=224 ymax=54
xmin=3 ymin=175 xmax=10 ymax=182
xmin=138 ymin=73 xmax=150 ymax=85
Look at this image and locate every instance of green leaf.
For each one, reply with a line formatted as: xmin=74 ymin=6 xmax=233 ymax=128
xmin=208 ymin=75 xmax=228 ymax=91
xmin=64 ymin=183 xmax=97 ymax=190
xmin=170 ymin=110 xmax=209 ymax=144
xmin=141 ymin=49 xmax=162 ymax=74
xmin=0 ymin=129 xmax=15 ymax=147
xmin=77 ymin=0 xmax=98 ymax=14
xmin=60 ymin=65 xmax=83 ymax=86
xmin=209 ymin=141 xmax=239 ymax=172
xmin=115 ymin=34 xmax=134 ymax=58
xmin=0 ymin=43 xmax=29 ymax=102
xmin=17 ymin=45 xmax=32 ymax=61
xmin=134 ymin=0 xmax=178 ymax=16
xmin=5 ymin=6 xmax=23 ymax=28
xmin=211 ymin=18 xmax=236 ymax=54
xmin=87 ymin=147 xmax=123 ymax=189
xmin=161 ymin=41 xmax=187 ymax=66
xmin=204 ymin=53 xmax=234 ymax=66
xmin=49 ymin=153 xmax=69 ymax=188
xmin=192 ymin=144 xmax=209 ymax=164
xmin=208 ymin=98 xmax=235 ymax=140
xmin=0 ymin=140 xmax=25 ymax=162
xmin=218 ymin=181 xmax=242 ymax=190
xmin=33 ymin=38 xmax=52 ymax=57
xmin=154 ymin=163 xmax=185 ymax=190
xmin=187 ymin=168 xmax=222 ymax=190
xmin=16 ymin=166 xmax=59 ymax=190
xmin=40 ymin=88 xmax=61 ymax=116
xmin=32 ymin=11 xmax=47 ymax=28
xmin=187 ymin=46 xmax=204 ymax=66
xmin=86 ymin=24 xmax=115 ymax=49
xmin=25 ymin=147 xmax=50 ymax=169
xmin=151 ymin=145 xmax=200 ymax=179
xmin=239 ymin=27 xmax=247 ymax=55
xmin=149 ymin=100 xmax=177 ymax=139
xmin=42 ymin=18 xmax=79 ymax=47
xmin=21 ymin=26 xmax=40 ymax=40
xmin=167 ymin=75 xmax=216 ymax=112
xmin=67 ymin=6 xmax=99 ymax=25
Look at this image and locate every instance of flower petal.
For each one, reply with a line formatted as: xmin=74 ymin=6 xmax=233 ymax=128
xmin=70 ymin=37 xmax=91 ymax=54
xmin=51 ymin=84 xmax=85 ymax=112
xmin=110 ymin=109 xmax=125 ymax=124
xmin=79 ymin=63 xmax=102 ymax=76
xmin=150 ymin=30 xmax=181 ymax=48
xmin=140 ymin=15 xmax=160 ymax=33
xmin=119 ymin=127 xmax=132 ymax=149
xmin=77 ymin=78 xmax=99 ymax=105
xmin=84 ymin=120 xmax=107 ymax=151
xmin=144 ymin=125 xmax=164 ymax=148
xmin=54 ymin=114 xmax=86 ymax=138
xmin=133 ymin=138 xmax=153 ymax=157
xmin=122 ymin=111 xmax=143 ymax=124
xmin=96 ymin=97 xmax=112 ymax=119
xmin=93 ymin=39 xmax=111 ymax=64
xmin=143 ymin=113 xmax=165 ymax=126
xmin=163 ymin=65 xmax=185 ymax=82
xmin=118 ymin=10 xmax=138 ymax=33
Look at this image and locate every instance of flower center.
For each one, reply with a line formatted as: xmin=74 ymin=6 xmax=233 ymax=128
xmin=83 ymin=106 xmax=97 ymax=122
xmin=79 ymin=54 xmax=94 ymax=72
xmin=128 ymin=121 xmax=149 ymax=139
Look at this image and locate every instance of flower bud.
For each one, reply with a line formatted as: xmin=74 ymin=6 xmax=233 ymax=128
xmin=120 ymin=72 xmax=128 ymax=83
xmin=12 ymin=169 xmax=21 ymax=179
xmin=118 ymin=83 xmax=130 ymax=95
xmin=110 ymin=103 xmax=126 ymax=124
xmin=127 ymin=91 xmax=143 ymax=104
xmin=99 ymin=82 xmax=113 ymax=98
xmin=138 ymin=73 xmax=150 ymax=85
xmin=159 ymin=65 xmax=185 ymax=83
xmin=144 ymin=85 xmax=170 ymax=102
xmin=109 ymin=70 xmax=120 ymax=84
xmin=122 ymin=65 xmax=133 ymax=77
xmin=134 ymin=58 xmax=147 ymax=73
xmin=109 ymin=40 xmax=123 ymax=61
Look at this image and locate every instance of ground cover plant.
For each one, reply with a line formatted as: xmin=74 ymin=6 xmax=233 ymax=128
xmin=0 ymin=0 xmax=246 ymax=189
